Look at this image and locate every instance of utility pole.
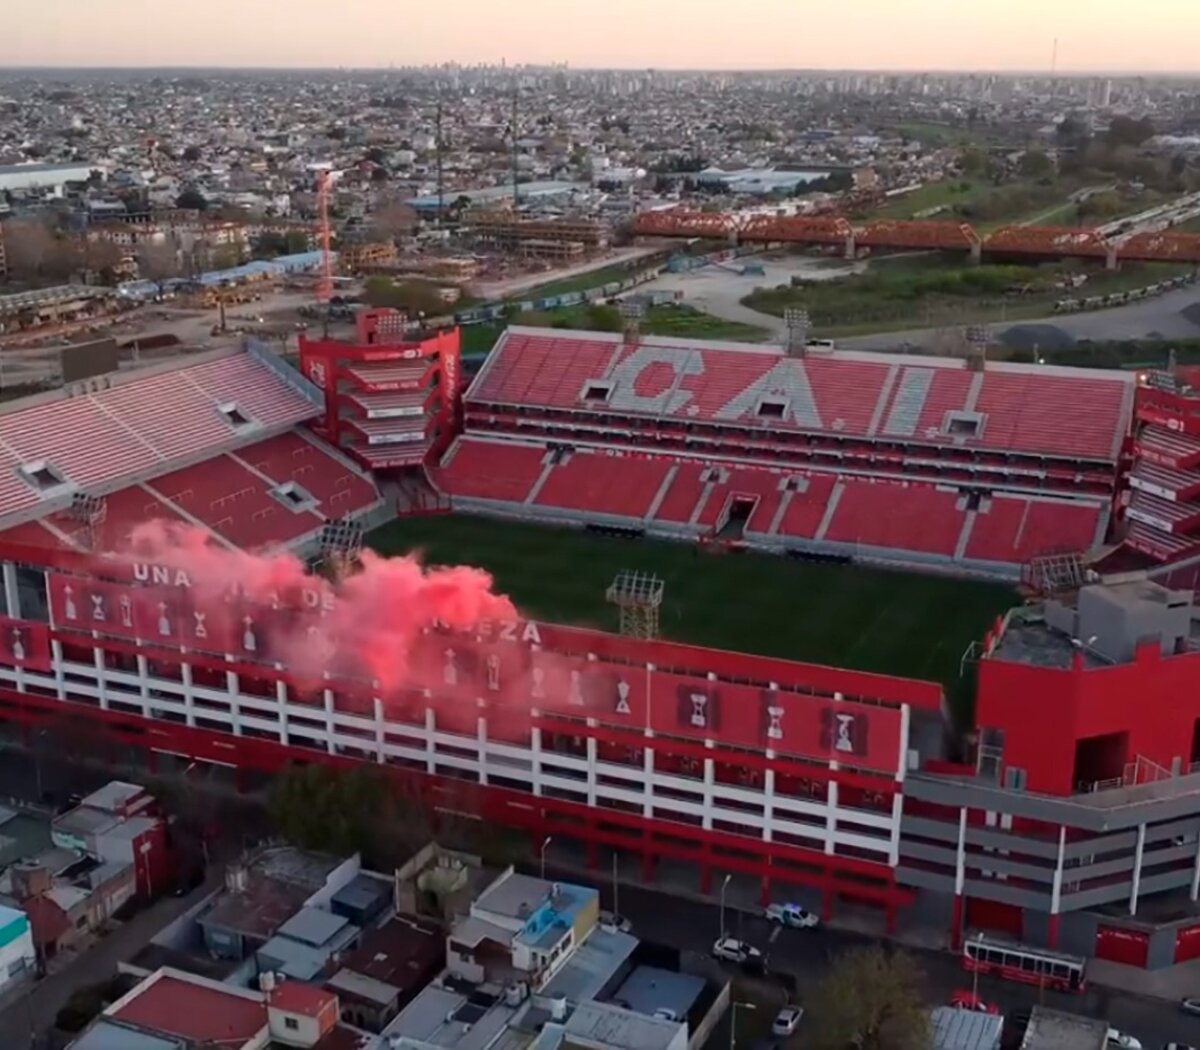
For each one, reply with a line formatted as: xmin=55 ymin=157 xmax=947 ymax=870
xmin=511 ymin=82 xmax=520 ymax=211
xmin=436 ymin=96 xmax=445 ymax=226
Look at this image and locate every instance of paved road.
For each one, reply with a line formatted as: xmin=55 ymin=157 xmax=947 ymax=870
xmin=0 ymin=878 xmax=219 ymax=1050
xmin=835 ymin=281 xmax=1200 ymax=354
xmin=529 ymin=860 xmax=1200 ymax=1050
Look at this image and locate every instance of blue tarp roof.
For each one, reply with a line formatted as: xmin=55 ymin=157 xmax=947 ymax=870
xmin=116 ymin=250 xmax=327 ymax=301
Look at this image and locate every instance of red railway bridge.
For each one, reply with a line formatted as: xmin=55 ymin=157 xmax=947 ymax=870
xmin=631 ymin=210 xmax=1200 ymax=267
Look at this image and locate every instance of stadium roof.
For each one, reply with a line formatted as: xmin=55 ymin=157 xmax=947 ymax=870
xmin=469 ymin=327 xmax=1134 ymax=463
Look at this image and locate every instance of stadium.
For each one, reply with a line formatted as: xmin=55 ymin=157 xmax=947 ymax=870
xmin=3 ymin=309 xmax=1200 ymax=976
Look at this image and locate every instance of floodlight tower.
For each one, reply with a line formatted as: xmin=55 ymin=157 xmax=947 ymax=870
xmin=784 ymin=308 xmax=810 ymax=357
xmin=606 ymin=571 xmax=665 ymax=640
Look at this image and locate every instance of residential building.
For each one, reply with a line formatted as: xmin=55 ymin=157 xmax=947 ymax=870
xmin=0 ymin=903 xmax=36 ymax=991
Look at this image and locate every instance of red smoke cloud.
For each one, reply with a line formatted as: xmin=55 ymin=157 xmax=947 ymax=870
xmin=120 ymin=520 xmax=517 ymax=692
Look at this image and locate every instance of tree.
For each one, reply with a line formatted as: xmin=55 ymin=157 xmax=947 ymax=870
xmin=1 ymin=218 xmax=56 ymax=281
xmin=1019 ymin=149 xmax=1054 ymax=179
xmin=369 ymin=198 xmax=418 ymax=242
xmin=957 ymin=147 xmax=987 ymax=177
xmin=268 ymin=763 xmax=434 ymax=866
xmin=210 ymin=244 xmax=243 ymax=271
xmin=176 ymin=186 xmax=208 ymax=211
xmin=182 ymin=145 xmax=202 ymax=162
xmin=363 ymin=276 xmax=446 ymax=317
xmin=137 ymin=239 xmax=181 ymax=294
xmin=1106 ymin=115 xmax=1156 ymax=149
xmin=805 ymin=947 xmax=930 ymax=1050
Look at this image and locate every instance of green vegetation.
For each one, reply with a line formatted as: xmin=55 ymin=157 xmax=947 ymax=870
xmin=742 ymin=254 xmax=1192 ymax=337
xmin=367 ymin=515 xmax=1014 ymax=696
xmin=999 ymin=336 xmax=1200 ymax=371
xmin=459 ymin=302 xmax=768 ymax=356
xmin=806 ymin=948 xmax=930 ymax=1050
xmin=269 ymin=764 xmax=524 ymax=868
xmin=511 ymin=262 xmax=644 ymax=302
xmin=363 ymin=276 xmax=450 ymax=316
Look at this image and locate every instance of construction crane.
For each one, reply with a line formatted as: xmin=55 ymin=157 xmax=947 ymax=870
xmin=315 ymin=169 xmax=339 ymax=305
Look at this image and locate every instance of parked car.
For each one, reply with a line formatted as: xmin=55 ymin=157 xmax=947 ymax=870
xmin=1162 ymin=1043 xmax=1196 ymax=1050
xmin=598 ymin=911 xmax=632 ymax=934
xmin=712 ymin=937 xmax=762 ymax=964
xmin=772 ymin=1006 xmax=804 ymax=1037
xmin=1181 ymin=998 xmax=1200 ymax=1016
xmin=1106 ymin=1029 xmax=1142 ymax=1050
xmin=949 ymin=990 xmax=998 ymax=1014
xmin=764 ymin=903 xmax=820 ymax=929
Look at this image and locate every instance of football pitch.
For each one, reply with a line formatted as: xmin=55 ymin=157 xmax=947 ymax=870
xmin=367 ymin=515 xmax=1016 ymax=698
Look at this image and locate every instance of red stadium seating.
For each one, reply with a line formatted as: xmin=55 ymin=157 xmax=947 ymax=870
xmin=0 ymin=351 xmax=318 ymax=521
xmin=823 ymin=480 xmax=966 ymax=556
xmin=472 ymin=330 xmax=1131 ymax=463
xmin=435 ymin=438 xmax=547 ymax=503
xmin=535 ymin=452 xmax=672 ymax=519
xmin=909 ymin=368 xmax=975 ymax=437
xmin=236 ymin=433 xmax=381 ymax=517
xmin=652 ymin=462 xmax=711 ymax=524
xmin=436 ymin=328 xmax=1132 ymax=575
xmin=774 ymin=475 xmax=839 ymax=540
xmin=148 ymin=456 xmax=322 ymax=550
xmin=964 ymin=496 xmax=1102 ymax=563
xmin=972 ymin=372 xmax=1127 ymax=459
xmin=696 ymin=469 xmax=787 ymax=533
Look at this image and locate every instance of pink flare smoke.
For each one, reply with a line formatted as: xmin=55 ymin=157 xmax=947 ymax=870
xmin=120 ymin=520 xmax=517 ymax=691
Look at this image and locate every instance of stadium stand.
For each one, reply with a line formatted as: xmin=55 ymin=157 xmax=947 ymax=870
xmin=233 ymin=432 xmax=380 ymax=517
xmin=146 ymin=456 xmax=324 ymax=550
xmin=441 ymin=327 xmax=1132 ymax=577
xmin=0 ymin=347 xmax=385 ymax=556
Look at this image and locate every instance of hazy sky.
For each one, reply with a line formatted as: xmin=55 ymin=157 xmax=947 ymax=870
xmin=4 ymin=0 xmax=1198 ymax=74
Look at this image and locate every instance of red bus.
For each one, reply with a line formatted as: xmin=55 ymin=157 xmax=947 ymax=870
xmin=962 ymin=933 xmax=1086 ymax=993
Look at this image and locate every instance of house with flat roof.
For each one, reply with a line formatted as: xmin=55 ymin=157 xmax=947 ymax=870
xmin=449 ymin=869 xmax=598 ymax=991
xmin=68 ymin=966 xmax=344 ymax=1050
xmin=258 ymin=907 xmax=361 ymax=981
xmin=379 ymin=865 xmax=724 ymax=1050
xmin=0 ymin=903 xmax=36 ymax=993
xmin=326 ymin=914 xmax=444 ymax=1032
xmin=930 ymin=1006 xmax=1003 ymax=1050
xmin=1019 ymin=1007 xmax=1108 ymax=1050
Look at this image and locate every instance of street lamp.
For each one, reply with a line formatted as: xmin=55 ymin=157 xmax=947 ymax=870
xmin=719 ymin=874 xmax=732 ymax=938
xmin=540 ymin=836 xmax=553 ymax=881
xmin=730 ymin=1000 xmax=756 ymax=1050
xmin=971 ymin=931 xmax=984 ymax=1005
xmin=612 ymin=850 xmax=620 ymax=919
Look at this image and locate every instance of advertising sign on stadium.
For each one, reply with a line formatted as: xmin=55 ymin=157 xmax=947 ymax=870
xmin=1129 ymin=477 xmax=1178 ymax=502
xmin=0 ymin=616 xmax=52 ymax=673
xmin=367 ymin=431 xmax=425 ymax=445
xmin=366 ymin=406 xmax=425 ymax=420
xmin=1139 ymin=404 xmax=1190 ymax=434
xmin=1127 ymin=506 xmax=1178 ymax=533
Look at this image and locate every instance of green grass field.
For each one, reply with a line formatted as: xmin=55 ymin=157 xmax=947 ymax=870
xmin=367 ymin=515 xmax=1015 ymax=696
xmin=510 ymin=263 xmax=642 ymax=302
xmin=458 ymin=304 xmax=768 ymax=357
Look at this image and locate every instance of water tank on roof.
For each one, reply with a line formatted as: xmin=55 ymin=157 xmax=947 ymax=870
xmin=550 ymin=997 xmax=568 ymax=1022
xmin=505 ymin=982 xmax=529 ymax=1006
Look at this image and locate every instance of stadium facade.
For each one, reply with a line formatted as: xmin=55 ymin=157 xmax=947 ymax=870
xmin=3 ymin=323 xmax=1200 ymax=971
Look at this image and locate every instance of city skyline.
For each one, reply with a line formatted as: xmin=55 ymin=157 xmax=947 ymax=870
xmin=3 ymin=0 xmax=1199 ymax=75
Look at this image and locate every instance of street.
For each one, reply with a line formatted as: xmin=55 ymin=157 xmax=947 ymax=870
xmin=0 ymin=877 xmax=219 ymax=1050
xmin=3 ymin=737 xmax=1200 ymax=1049
xmin=534 ymin=861 xmax=1200 ymax=1050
